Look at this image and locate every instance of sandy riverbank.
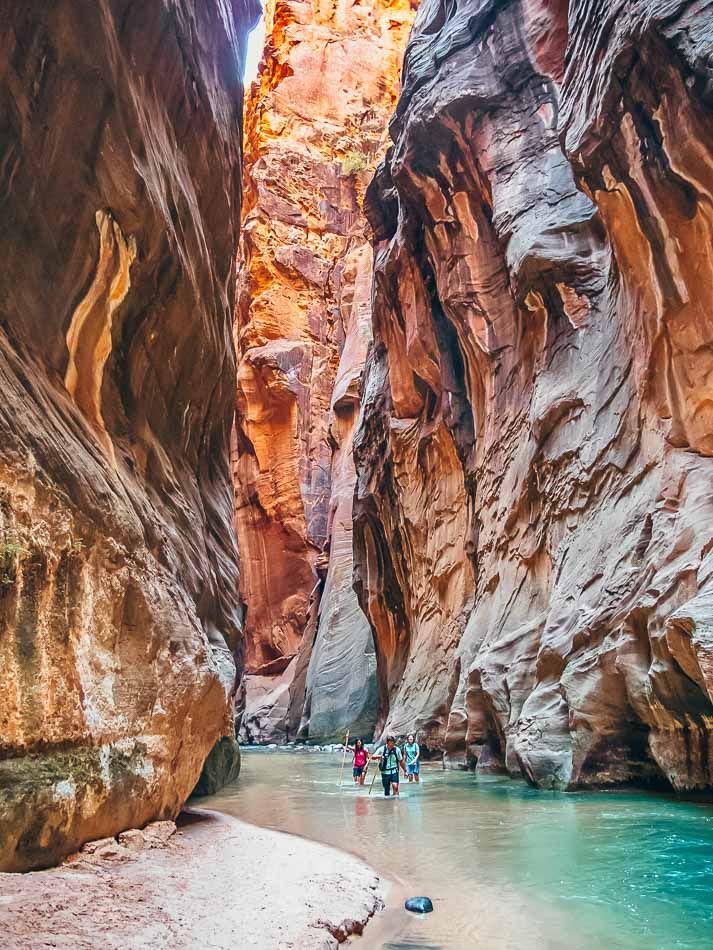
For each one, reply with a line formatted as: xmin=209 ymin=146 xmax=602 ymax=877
xmin=0 ymin=808 xmax=385 ymax=949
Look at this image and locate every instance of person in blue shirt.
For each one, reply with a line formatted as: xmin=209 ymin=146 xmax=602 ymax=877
xmin=404 ymin=733 xmax=420 ymax=783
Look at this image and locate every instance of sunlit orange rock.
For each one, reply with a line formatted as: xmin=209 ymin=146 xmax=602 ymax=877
xmin=236 ymin=0 xmax=416 ymax=741
xmin=354 ymin=0 xmax=713 ymax=789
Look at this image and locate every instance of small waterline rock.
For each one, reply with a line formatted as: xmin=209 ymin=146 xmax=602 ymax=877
xmin=405 ymin=896 xmax=433 ymax=914
xmin=192 ymin=737 xmax=241 ymax=796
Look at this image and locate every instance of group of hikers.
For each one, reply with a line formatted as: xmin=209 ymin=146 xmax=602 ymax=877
xmin=348 ymin=734 xmax=420 ymax=797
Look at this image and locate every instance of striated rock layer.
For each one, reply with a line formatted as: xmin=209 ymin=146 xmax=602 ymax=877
xmin=354 ymin=0 xmax=713 ymax=789
xmin=0 ymin=0 xmax=258 ymax=870
xmin=235 ymin=0 xmax=415 ymax=742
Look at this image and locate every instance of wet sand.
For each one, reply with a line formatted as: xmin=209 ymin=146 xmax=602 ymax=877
xmin=0 ymin=808 xmax=385 ymax=949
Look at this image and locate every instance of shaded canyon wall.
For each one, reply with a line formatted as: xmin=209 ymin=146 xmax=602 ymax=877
xmin=353 ymin=0 xmax=713 ymax=790
xmin=235 ymin=0 xmax=415 ymax=741
xmin=0 ymin=0 xmax=258 ymax=870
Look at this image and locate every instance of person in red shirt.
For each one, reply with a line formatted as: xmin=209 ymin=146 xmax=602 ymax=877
xmin=349 ymin=737 xmax=369 ymax=785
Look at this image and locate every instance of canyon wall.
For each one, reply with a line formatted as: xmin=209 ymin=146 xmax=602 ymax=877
xmin=235 ymin=0 xmax=415 ymax=742
xmin=354 ymin=0 xmax=713 ymax=790
xmin=0 ymin=0 xmax=257 ymax=870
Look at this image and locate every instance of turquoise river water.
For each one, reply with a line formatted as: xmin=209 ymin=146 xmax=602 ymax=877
xmin=203 ymin=749 xmax=713 ymax=949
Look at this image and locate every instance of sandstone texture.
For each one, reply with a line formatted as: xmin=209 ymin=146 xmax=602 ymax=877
xmin=236 ymin=0 xmax=415 ymax=742
xmin=0 ymin=0 xmax=258 ymax=870
xmin=353 ymin=0 xmax=713 ymax=789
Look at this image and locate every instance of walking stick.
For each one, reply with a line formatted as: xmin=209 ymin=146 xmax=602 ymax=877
xmin=368 ymin=759 xmax=379 ymax=795
xmin=338 ymin=729 xmax=350 ymax=786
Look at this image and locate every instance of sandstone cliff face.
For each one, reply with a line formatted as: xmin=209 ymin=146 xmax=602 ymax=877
xmin=354 ymin=0 xmax=713 ymax=789
xmin=236 ymin=0 xmax=415 ymax=741
xmin=0 ymin=0 xmax=257 ymax=870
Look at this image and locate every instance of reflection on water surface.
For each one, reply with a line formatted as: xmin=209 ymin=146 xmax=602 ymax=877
xmin=203 ymin=750 xmax=713 ymax=949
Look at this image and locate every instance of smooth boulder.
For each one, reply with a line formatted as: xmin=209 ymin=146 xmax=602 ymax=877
xmin=405 ymin=896 xmax=433 ymax=914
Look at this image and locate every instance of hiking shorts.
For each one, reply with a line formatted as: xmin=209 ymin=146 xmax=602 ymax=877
xmin=353 ymin=766 xmax=364 ymax=777
xmin=407 ymin=761 xmax=420 ymax=774
xmin=382 ymin=771 xmax=399 ymax=795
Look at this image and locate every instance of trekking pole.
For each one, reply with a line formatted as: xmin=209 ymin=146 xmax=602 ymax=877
xmin=338 ymin=729 xmax=350 ymax=786
xmin=368 ymin=759 xmax=379 ymax=796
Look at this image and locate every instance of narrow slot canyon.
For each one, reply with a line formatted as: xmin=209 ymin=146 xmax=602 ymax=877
xmin=2 ymin=1 xmax=713 ymax=947
xmin=234 ymin=0 xmax=416 ymax=747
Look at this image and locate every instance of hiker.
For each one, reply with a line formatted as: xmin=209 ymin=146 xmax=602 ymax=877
xmin=349 ymin=737 xmax=369 ymax=785
xmin=372 ymin=734 xmax=406 ymax=797
xmin=404 ymin=733 xmax=420 ymax=783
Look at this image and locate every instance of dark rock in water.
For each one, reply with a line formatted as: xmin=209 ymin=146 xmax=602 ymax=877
xmin=405 ymin=897 xmax=433 ymax=914
xmin=192 ymin=738 xmax=241 ymax=797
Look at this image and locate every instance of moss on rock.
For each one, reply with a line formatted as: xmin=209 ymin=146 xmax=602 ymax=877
xmin=192 ymin=737 xmax=241 ymax=796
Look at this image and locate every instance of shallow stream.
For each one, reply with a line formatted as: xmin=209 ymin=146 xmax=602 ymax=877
xmin=204 ymin=750 xmax=713 ymax=949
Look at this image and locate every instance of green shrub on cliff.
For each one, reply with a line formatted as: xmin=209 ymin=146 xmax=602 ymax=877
xmin=341 ymin=150 xmax=368 ymax=176
xmin=1 ymin=537 xmax=26 ymax=585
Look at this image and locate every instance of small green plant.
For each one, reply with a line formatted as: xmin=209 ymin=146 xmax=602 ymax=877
xmin=1 ymin=537 xmax=26 ymax=586
xmin=341 ymin=150 xmax=368 ymax=176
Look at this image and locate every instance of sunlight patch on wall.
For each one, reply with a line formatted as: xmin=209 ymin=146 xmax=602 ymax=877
xmin=244 ymin=2 xmax=266 ymax=82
